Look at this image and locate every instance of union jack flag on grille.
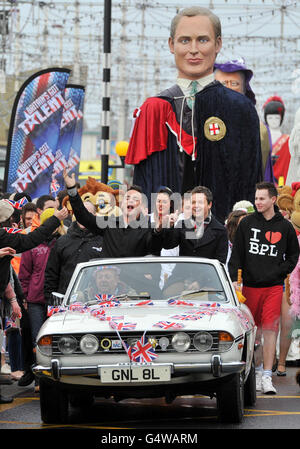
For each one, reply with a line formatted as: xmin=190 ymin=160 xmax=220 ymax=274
xmin=109 ymin=321 xmax=137 ymax=331
xmin=130 ymin=333 xmax=158 ymax=363
xmin=167 ymin=299 xmax=195 ymax=307
xmin=3 ymin=227 xmax=24 ymax=233
xmin=153 ymin=321 xmax=185 ymax=330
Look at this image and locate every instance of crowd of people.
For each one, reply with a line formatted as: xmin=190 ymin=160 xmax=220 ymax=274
xmin=0 ymin=174 xmax=299 ymax=403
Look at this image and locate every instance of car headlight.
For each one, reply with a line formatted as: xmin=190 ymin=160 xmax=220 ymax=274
xmin=80 ymin=334 xmax=99 ymax=355
xmin=58 ymin=336 xmax=77 ymax=354
xmin=218 ymin=331 xmax=234 ymax=351
xmin=37 ymin=335 xmax=52 ymax=356
xmin=193 ymin=332 xmax=213 ymax=352
xmin=171 ymin=332 xmax=191 ymax=352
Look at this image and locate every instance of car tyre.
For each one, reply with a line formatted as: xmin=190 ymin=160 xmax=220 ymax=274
xmin=217 ymin=373 xmax=244 ymax=423
xmin=39 ymin=379 xmax=69 ymax=424
xmin=244 ymin=357 xmax=256 ymax=406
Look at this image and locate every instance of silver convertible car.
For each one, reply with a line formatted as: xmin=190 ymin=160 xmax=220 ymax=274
xmin=34 ymin=257 xmax=257 ymax=424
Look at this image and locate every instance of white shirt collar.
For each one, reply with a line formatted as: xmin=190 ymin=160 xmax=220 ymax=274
xmin=176 ymin=73 xmax=215 ymax=92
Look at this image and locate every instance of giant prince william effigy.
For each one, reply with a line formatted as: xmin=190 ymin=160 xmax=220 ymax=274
xmin=125 ymin=7 xmax=262 ymax=223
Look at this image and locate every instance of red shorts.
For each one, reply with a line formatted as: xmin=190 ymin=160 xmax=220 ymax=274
xmin=242 ymin=285 xmax=283 ymax=332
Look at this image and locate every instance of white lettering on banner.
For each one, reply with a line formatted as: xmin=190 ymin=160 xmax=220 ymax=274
xmin=18 ymin=90 xmax=65 ymax=136
xmin=249 ymin=227 xmax=278 ymax=257
xmin=53 ymin=149 xmax=68 ymax=175
xmin=11 ymin=143 xmax=55 ymax=192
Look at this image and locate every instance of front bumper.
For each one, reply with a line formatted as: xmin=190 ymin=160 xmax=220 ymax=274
xmin=33 ymin=355 xmax=245 ymax=381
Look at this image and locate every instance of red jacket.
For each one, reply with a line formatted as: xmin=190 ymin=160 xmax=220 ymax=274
xmin=19 ymin=237 xmax=57 ymax=304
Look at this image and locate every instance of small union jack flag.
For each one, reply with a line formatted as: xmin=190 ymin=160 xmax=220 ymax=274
xmin=47 ymin=306 xmax=67 ymax=317
xmin=153 ymin=321 xmax=185 ymax=330
xmin=3 ymin=227 xmax=24 ymax=234
xmin=170 ymin=314 xmax=202 ymax=321
xmin=109 ymin=321 xmax=137 ymax=331
xmin=68 ymin=302 xmax=86 ymax=312
xmin=100 ymin=315 xmax=124 ymax=321
xmin=132 ymin=300 xmax=154 ymax=307
xmin=94 ymin=295 xmax=120 ymax=307
xmin=130 ymin=333 xmax=158 ymax=363
xmin=50 ymin=178 xmax=60 ymax=195
xmin=4 ymin=196 xmax=29 ymax=210
xmin=167 ymin=299 xmax=195 ymax=307
xmin=89 ymin=308 xmax=106 ymax=318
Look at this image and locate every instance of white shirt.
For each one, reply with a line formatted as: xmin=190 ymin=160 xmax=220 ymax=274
xmin=176 ymin=74 xmax=215 ymax=97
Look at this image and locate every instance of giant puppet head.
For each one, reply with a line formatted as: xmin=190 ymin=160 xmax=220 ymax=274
xmin=62 ymin=177 xmax=122 ymax=218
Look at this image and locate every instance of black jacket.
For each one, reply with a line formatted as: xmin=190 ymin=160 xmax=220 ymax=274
xmin=228 ymin=208 xmax=300 ymax=287
xmin=68 ymin=190 xmax=164 ymax=258
xmin=161 ymin=215 xmax=228 ymax=264
xmin=44 ymin=222 xmax=104 ymax=302
xmin=0 ymin=215 xmax=61 ymax=295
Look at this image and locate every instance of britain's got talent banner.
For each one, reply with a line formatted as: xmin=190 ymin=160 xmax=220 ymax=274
xmin=4 ymin=68 xmax=70 ymax=198
xmin=50 ymin=84 xmax=85 ymax=196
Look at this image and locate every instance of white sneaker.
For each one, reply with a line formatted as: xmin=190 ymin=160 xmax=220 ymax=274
xmin=261 ymin=375 xmax=277 ymax=394
xmin=256 ymin=371 xmax=262 ymax=391
xmin=1 ymin=363 xmax=11 ymax=374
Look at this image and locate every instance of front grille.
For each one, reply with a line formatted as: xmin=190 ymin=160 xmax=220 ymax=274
xmin=51 ymin=330 xmax=223 ymax=355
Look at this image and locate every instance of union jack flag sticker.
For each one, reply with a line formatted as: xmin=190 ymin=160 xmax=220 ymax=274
xmin=153 ymin=321 xmax=185 ymax=330
xmin=94 ymin=294 xmax=120 ymax=307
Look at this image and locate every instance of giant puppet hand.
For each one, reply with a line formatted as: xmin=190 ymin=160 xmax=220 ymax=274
xmin=63 ymin=168 xmax=77 ymax=189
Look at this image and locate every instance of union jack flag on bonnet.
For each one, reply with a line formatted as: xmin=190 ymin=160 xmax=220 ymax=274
xmin=167 ymin=299 xmax=195 ymax=307
xmin=109 ymin=321 xmax=137 ymax=331
xmin=153 ymin=321 xmax=185 ymax=330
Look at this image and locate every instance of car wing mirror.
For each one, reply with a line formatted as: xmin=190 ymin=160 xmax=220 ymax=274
xmin=51 ymin=292 xmax=64 ymax=306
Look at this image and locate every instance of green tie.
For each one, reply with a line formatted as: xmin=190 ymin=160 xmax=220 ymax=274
xmin=187 ymin=80 xmax=198 ymax=109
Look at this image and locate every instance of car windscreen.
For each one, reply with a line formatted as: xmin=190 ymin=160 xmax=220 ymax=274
xmin=68 ymin=261 xmax=227 ymax=304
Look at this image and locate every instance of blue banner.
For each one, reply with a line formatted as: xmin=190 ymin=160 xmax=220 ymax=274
xmin=4 ymin=68 xmax=70 ymax=199
xmin=50 ymin=85 xmax=85 ymax=196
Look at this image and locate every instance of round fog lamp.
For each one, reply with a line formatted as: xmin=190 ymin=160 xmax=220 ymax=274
xmin=159 ymin=336 xmax=169 ymax=351
xmin=193 ymin=332 xmax=213 ymax=352
xmin=171 ymin=332 xmax=191 ymax=352
xmin=57 ymin=336 xmax=77 ymax=354
xmin=80 ymin=334 xmax=99 ymax=355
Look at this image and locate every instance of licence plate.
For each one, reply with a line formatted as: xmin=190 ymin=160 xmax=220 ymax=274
xmin=99 ymin=365 xmax=171 ymax=383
